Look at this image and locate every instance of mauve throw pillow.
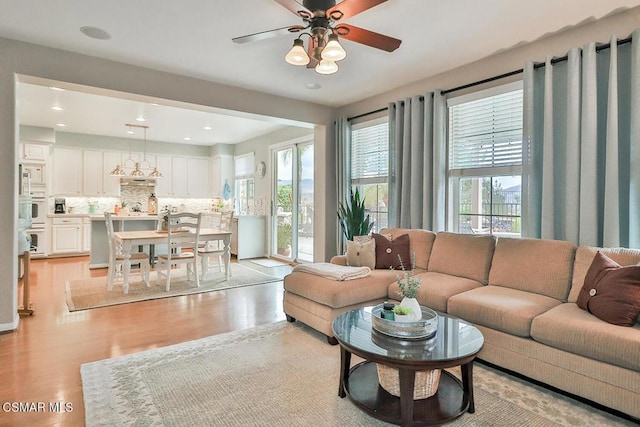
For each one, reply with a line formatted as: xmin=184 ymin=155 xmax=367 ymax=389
xmin=576 ymin=251 xmax=640 ymax=327
xmin=373 ymin=233 xmax=410 ymax=270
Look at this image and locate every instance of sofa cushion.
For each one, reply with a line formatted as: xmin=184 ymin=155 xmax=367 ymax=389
xmin=531 ymin=303 xmax=640 ymax=371
xmin=380 ymin=228 xmax=437 ymax=270
xmin=346 ymin=239 xmax=376 ymax=269
xmin=576 ymin=251 xmax=640 ymax=327
xmin=569 ymin=246 xmax=640 ymax=303
xmin=448 ymin=286 xmax=561 ymax=337
xmin=489 ymin=237 xmax=576 ymax=301
xmin=373 ymin=233 xmax=410 ymax=270
xmin=388 ymin=271 xmax=483 ymax=312
xmin=427 ymin=232 xmax=496 ymax=284
xmin=283 ymin=269 xmax=396 ymax=309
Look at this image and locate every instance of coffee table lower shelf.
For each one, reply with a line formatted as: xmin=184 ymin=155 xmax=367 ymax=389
xmin=344 ymin=361 xmax=470 ymax=426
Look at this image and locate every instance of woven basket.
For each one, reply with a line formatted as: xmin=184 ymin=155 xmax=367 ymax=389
xmin=376 ymin=364 xmax=441 ymax=400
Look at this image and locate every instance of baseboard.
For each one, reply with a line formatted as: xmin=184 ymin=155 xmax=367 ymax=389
xmin=0 ymin=314 xmax=19 ymax=333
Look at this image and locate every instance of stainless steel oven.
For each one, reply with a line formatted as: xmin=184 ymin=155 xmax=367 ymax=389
xmin=28 ymin=226 xmax=46 ymax=257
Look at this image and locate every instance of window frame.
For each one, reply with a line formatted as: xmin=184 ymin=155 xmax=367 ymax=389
xmin=446 ymin=81 xmax=523 ymax=236
xmin=350 ymin=116 xmax=389 ymax=233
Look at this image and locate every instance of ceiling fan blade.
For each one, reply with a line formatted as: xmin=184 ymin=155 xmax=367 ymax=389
xmin=274 ymin=0 xmax=313 ymax=19
xmin=327 ymin=0 xmax=387 ymax=21
xmin=335 ymin=24 xmax=401 ymax=52
xmin=232 ymin=25 xmax=306 ymax=44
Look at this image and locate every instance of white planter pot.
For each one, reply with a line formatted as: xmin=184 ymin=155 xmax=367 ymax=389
xmin=400 ymin=297 xmax=422 ymax=321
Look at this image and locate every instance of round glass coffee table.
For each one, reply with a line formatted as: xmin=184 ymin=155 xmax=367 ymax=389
xmin=332 ymin=306 xmax=484 ymax=426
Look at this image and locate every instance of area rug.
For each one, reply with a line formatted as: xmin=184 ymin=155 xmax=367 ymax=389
xmin=248 ymin=257 xmax=291 ymax=268
xmin=81 ymin=322 xmax=633 ymax=427
xmin=65 ymin=264 xmax=280 ymax=311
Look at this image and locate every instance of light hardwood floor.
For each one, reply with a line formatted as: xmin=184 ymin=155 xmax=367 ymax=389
xmin=0 ymin=256 xmax=289 ymax=427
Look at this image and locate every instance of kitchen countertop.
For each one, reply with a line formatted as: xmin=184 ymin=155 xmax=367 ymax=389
xmin=88 ymin=214 xmax=159 ymax=221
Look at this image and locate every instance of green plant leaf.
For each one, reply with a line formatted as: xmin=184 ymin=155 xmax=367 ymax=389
xmin=337 ymin=188 xmax=375 ymax=241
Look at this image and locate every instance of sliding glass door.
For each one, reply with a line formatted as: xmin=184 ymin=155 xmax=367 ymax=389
xmin=272 ymin=141 xmax=314 ymax=262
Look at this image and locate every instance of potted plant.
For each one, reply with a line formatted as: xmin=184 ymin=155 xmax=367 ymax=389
xmin=393 ymin=305 xmax=413 ymax=322
xmin=394 ymin=253 xmax=422 ymax=321
xmin=338 ymin=188 xmax=374 ymax=241
xmin=277 ymin=223 xmax=292 ymax=256
xmin=159 ymin=206 xmax=172 ymax=231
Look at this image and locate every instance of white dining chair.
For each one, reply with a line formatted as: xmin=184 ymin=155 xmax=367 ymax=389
xmin=198 ymin=210 xmax=233 ymax=279
xmin=104 ymin=212 xmax=150 ymax=293
xmin=156 ymin=212 xmax=202 ymax=291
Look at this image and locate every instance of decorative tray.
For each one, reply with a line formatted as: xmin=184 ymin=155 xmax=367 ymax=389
xmin=371 ymin=304 xmax=438 ymax=340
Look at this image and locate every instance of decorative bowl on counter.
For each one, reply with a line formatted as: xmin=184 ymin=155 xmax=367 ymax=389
xmin=371 ymin=304 xmax=438 ymax=340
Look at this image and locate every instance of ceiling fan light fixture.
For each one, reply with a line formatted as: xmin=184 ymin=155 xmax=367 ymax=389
xmin=315 ymin=59 xmax=338 ymax=75
xmin=321 ymin=34 xmax=346 ymax=61
xmin=285 ymin=39 xmax=310 ymax=66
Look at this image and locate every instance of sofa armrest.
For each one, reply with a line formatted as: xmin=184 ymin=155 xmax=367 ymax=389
xmin=331 ymin=255 xmax=348 ymax=266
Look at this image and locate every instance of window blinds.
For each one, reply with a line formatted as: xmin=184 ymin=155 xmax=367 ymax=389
xmin=449 ymin=89 xmax=523 ymax=170
xmin=351 ymin=121 xmax=389 ymax=180
xmin=234 ymin=153 xmax=255 ymax=178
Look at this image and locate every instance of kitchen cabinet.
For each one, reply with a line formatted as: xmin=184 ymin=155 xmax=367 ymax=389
xmin=21 ymin=143 xmax=49 ymax=162
xmin=155 ymin=155 xmax=211 ymax=197
xmin=186 ymin=157 xmax=211 ymax=197
xmin=171 ymin=157 xmax=188 ymax=196
xmin=154 ymin=155 xmax=172 ymax=196
xmin=51 ymin=217 xmax=83 ymax=254
xmin=231 ymin=216 xmax=266 ymax=259
xmin=83 ymin=217 xmax=91 ymax=252
xmin=52 ymin=147 xmax=82 ymax=195
xmin=83 ymin=150 xmax=122 ymax=196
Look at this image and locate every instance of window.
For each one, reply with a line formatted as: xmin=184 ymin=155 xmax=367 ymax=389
xmin=448 ymin=82 xmax=523 ymax=236
xmin=351 ymin=117 xmax=389 ymax=232
xmin=234 ymin=153 xmax=254 ymax=215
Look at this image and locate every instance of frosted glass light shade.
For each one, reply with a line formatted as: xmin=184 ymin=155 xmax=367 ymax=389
xmin=321 ymin=34 xmax=346 ymax=61
xmin=315 ymin=59 xmax=338 ymax=75
xmin=285 ymin=39 xmax=310 ymax=66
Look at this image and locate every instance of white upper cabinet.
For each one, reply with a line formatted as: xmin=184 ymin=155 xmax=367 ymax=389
xmin=171 ymin=157 xmax=188 ymax=197
xmin=186 ymin=157 xmax=211 ymax=197
xmin=83 ymin=150 xmax=121 ymax=196
xmin=21 ymin=143 xmax=49 ymax=162
xmin=153 ymin=155 xmax=172 ymax=196
xmin=52 ymin=147 xmax=82 ymax=195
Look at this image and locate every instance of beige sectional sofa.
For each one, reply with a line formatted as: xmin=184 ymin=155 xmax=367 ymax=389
xmin=283 ymin=228 xmax=640 ymax=419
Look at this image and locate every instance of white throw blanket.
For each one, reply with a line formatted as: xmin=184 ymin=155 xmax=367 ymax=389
xmin=292 ymin=262 xmax=371 ymax=281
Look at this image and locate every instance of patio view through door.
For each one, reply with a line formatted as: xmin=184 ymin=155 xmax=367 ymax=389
xmin=272 ymin=141 xmax=314 ymax=262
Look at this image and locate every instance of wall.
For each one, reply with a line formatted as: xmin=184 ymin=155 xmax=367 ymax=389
xmin=0 ymin=36 xmax=336 ymax=331
xmin=338 ymin=7 xmax=640 ymax=118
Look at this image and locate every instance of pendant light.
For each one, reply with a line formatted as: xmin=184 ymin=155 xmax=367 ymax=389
xmin=109 ymin=124 xmax=163 ymax=178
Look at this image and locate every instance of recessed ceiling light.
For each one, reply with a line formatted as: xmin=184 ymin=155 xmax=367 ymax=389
xmin=56 ymin=123 xmax=66 ymax=127
xmin=50 ymin=106 xmax=64 ymax=111
xmin=184 ymin=137 xmax=191 ymax=141
xmin=136 ymin=117 xmax=146 ymax=122
xmin=203 ymin=126 xmax=212 ymax=130
xmin=80 ymin=26 xmax=111 ymax=40
xmin=149 ymin=103 xmax=161 ymax=106
xmin=305 ymin=83 xmax=322 ymax=90
xmin=49 ymin=86 xmax=65 ymax=91
xmin=126 ymin=129 xmax=135 ymax=134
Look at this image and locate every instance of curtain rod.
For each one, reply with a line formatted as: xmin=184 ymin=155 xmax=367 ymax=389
xmin=347 ymin=35 xmax=633 ymax=120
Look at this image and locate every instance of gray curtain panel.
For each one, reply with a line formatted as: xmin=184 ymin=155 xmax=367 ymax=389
xmin=335 ymin=117 xmax=351 ymax=255
xmin=523 ymin=30 xmax=640 ymax=247
xmin=388 ymin=92 xmax=447 ymax=231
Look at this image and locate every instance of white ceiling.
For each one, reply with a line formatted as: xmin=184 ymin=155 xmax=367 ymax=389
xmin=3 ymin=0 xmax=640 ymax=144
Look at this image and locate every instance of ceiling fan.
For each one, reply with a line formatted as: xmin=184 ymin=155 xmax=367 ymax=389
xmin=232 ymin=0 xmax=401 ymax=74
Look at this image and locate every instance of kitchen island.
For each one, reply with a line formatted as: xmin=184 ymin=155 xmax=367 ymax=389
xmin=89 ymin=214 xmax=159 ymax=269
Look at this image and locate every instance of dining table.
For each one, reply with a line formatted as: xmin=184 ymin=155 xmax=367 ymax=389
xmin=114 ymin=228 xmax=232 ymax=294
